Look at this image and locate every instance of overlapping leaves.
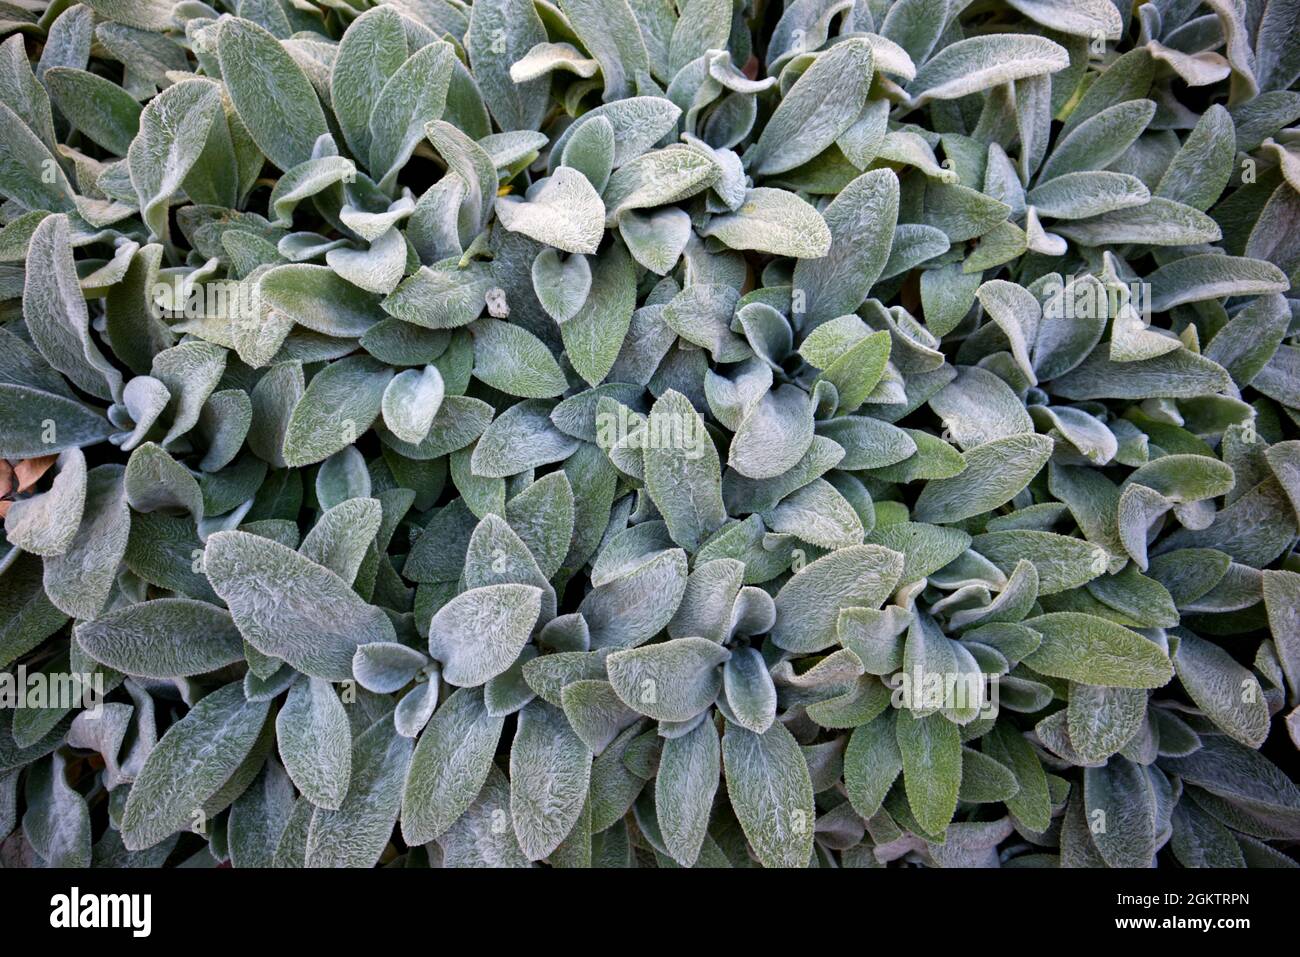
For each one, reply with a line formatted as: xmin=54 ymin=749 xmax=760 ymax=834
xmin=0 ymin=0 xmax=1297 ymax=871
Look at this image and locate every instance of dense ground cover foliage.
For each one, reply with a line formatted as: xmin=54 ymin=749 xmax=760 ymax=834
xmin=0 ymin=0 xmax=1299 ymax=869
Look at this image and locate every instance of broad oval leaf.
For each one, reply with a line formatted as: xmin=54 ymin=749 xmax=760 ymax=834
xmin=276 ymin=677 xmax=352 ymax=811
xmin=427 ymin=583 xmax=544 ymax=686
xmin=204 ymin=529 xmax=397 ymax=680
xmin=402 ymin=686 xmax=504 ymax=845
xmin=76 ymin=599 xmax=244 ymax=678
xmin=722 ymin=720 xmax=815 ymax=868
xmin=121 ymin=683 xmax=270 ymax=851
xmin=218 ymin=17 xmax=327 ymax=172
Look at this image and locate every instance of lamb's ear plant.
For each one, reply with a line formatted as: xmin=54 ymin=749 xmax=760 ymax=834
xmin=0 ymin=0 xmax=1297 ymax=870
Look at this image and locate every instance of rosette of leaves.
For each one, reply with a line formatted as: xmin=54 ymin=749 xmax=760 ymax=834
xmin=0 ymin=0 xmax=1298 ymax=870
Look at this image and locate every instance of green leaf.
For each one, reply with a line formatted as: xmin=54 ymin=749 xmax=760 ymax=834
xmin=1160 ymin=734 xmax=1300 ymax=837
xmin=879 ymin=0 xmax=948 ymax=64
xmin=205 ymin=529 xmax=397 ymax=680
xmin=746 ymin=38 xmax=874 ymax=176
xmin=1022 ymin=613 xmax=1174 ymax=688
xmin=3 ymin=448 xmax=85 ymax=556
xmin=124 ymin=441 xmax=203 ymax=520
xmin=1154 ymin=103 xmax=1236 ymax=211
xmin=382 ymin=263 xmax=493 ymax=330
xmin=558 ymin=241 xmax=637 ymax=386
xmin=1026 ymin=171 xmax=1150 ymax=219
xmin=82 ymin=0 xmax=175 ymax=31
xmin=765 ymin=478 xmax=863 ymax=549
xmin=43 ymin=465 xmax=131 ymax=621
xmin=468 ymin=0 xmax=549 ymax=131
xmin=1170 ymin=798 xmax=1247 ymax=868
xmin=731 ymin=386 xmax=816 ymax=479
xmin=549 ymin=96 xmax=681 ymax=171
xmin=913 ymin=434 xmax=1053 ymax=524
xmin=531 ymin=248 xmax=592 ymax=323
xmin=1146 ymin=254 xmax=1289 ymax=312
xmin=351 ymin=641 xmax=427 ymax=693
xmin=496 ymin=167 xmax=605 ymax=254
xmin=867 ymin=522 xmax=971 ymax=586
xmin=76 ymin=599 xmax=244 ymax=678
xmin=984 ymin=721 xmax=1052 ymax=832
xmin=700 ymin=187 xmax=831 ymax=259
xmin=973 ymin=529 xmax=1110 ymax=595
xmin=1052 ymin=197 xmax=1223 ymax=247
xmin=0 ymin=101 xmax=74 ymax=212
xmin=1066 ymin=684 xmax=1147 ymax=763
xmin=510 ymin=700 xmax=591 ymax=860
xmin=1203 ymin=294 xmax=1291 ymax=386
xmin=791 ymin=169 xmax=899 ymax=326
xmin=329 ymin=6 xmax=408 ymax=163
xmin=510 ymin=42 xmax=601 ymax=83
xmin=427 ymin=583 xmax=543 ymax=687
xmin=129 ymin=79 xmax=224 ymax=242
xmin=722 ymin=646 xmax=777 ymax=733
xmin=656 ymin=716 xmax=721 ymax=867
xmin=722 ymin=720 xmax=815 ymax=868
xmin=844 ymin=712 xmax=902 ymax=819
xmin=506 ymin=471 xmax=576 ymax=581
xmin=276 ymin=677 xmax=352 ymax=811
xmin=23 ymin=213 xmax=122 ymax=401
xmin=44 ymin=66 xmax=141 ymax=155
xmin=580 ymin=548 xmax=689 ymax=649
xmin=0 ymin=383 xmax=112 ymax=460
xmin=557 ymin=0 xmax=650 ymax=102
xmin=642 ymin=389 xmax=726 ymax=550
xmin=603 ymin=145 xmax=721 ymax=222
xmin=218 ymin=17 xmax=327 ymax=172
xmin=895 ymin=709 xmax=961 ymax=836
xmin=471 ymin=318 xmax=568 ymax=399
xmin=561 ymin=115 xmax=615 ymax=193
xmin=439 ymin=763 xmax=534 ymax=867
xmin=258 ymin=264 xmax=388 ymax=337
xmin=561 ymin=679 xmax=638 ymax=753
xmin=1006 ymin=0 xmax=1121 ymax=37
xmin=929 ymin=366 xmax=1033 ymax=449
xmin=368 ymin=41 xmax=455 ymax=188
xmin=1083 ymin=758 xmax=1167 ymax=868
xmin=1263 ymin=569 xmax=1300 ymax=705
xmin=472 ymin=400 xmax=579 ymax=478
xmin=606 ymin=637 xmax=730 ymax=721
xmin=121 ymin=682 xmax=270 ymax=851
xmin=401 ymin=686 xmax=504 ymax=845
xmin=305 ymin=717 xmax=413 ymax=867
xmin=228 ymin=759 xmax=297 ymax=869
xmin=282 ymin=355 xmax=393 ymax=467
xmin=771 ymin=545 xmax=905 ymax=653
xmin=1173 ymin=630 xmax=1269 ymax=747
xmin=959 ymin=747 xmax=1019 ymax=803
xmin=381 ymin=365 xmax=445 ymax=446
xmin=424 ymin=120 xmax=498 ymax=237
xmin=23 ymin=753 xmax=91 ymax=867
xmin=1039 ymin=99 xmax=1155 ymax=182
xmin=908 ymin=34 xmax=1068 ymax=105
